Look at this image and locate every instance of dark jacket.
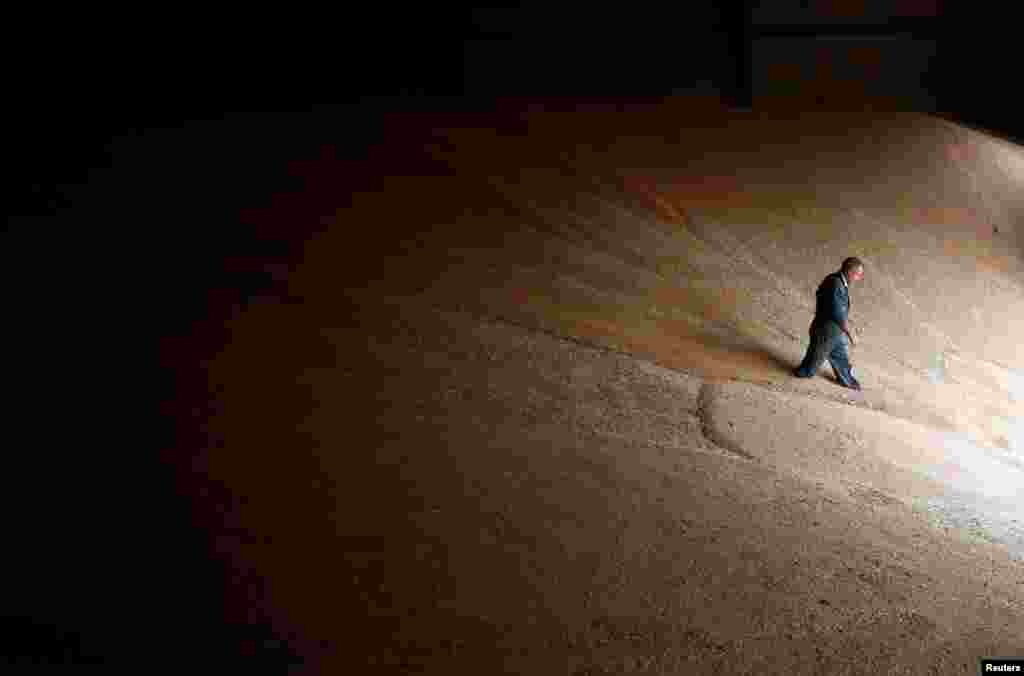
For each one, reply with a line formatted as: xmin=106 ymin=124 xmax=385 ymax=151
xmin=812 ymin=271 xmax=850 ymax=331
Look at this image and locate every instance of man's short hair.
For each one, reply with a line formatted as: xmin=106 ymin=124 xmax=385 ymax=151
xmin=841 ymin=257 xmax=864 ymax=274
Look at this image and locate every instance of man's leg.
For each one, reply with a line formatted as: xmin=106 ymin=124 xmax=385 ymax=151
xmin=828 ymin=334 xmax=861 ymax=389
xmin=794 ymin=323 xmax=832 ymax=377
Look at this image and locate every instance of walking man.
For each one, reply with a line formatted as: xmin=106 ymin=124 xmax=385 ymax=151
xmin=794 ymin=257 xmax=864 ymax=390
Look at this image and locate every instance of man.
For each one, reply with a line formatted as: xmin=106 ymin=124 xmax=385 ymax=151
xmin=793 ymin=257 xmax=864 ymax=390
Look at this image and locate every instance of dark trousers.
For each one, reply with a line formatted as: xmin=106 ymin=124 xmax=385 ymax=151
xmin=794 ymin=319 xmax=859 ymax=388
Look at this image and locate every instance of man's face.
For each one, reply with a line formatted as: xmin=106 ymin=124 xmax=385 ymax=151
xmin=849 ymin=266 xmax=865 ymax=283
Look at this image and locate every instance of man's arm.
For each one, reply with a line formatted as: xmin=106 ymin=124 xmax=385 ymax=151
xmin=831 ymin=279 xmax=855 ymax=344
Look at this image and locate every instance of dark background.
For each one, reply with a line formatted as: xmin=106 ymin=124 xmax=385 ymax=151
xmin=3 ymin=1 xmax=1019 ymax=667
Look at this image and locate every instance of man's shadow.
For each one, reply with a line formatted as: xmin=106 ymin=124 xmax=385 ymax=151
xmin=700 ymin=320 xmax=849 ymax=385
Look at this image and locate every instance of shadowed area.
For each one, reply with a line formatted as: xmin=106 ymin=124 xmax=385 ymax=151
xmin=10 ymin=90 xmax=1024 ymax=670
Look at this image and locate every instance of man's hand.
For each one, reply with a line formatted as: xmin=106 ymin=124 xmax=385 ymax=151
xmin=841 ymin=321 xmax=855 ymax=346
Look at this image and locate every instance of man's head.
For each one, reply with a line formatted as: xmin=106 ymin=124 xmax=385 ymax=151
xmin=841 ymin=257 xmax=865 ymax=283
